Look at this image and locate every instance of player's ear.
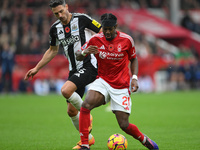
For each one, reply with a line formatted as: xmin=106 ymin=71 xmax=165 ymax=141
xmin=65 ymin=4 xmax=68 ymax=9
xmin=114 ymin=24 xmax=118 ymax=29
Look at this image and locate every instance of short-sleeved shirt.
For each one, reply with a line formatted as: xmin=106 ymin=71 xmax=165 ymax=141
xmin=49 ymin=13 xmax=101 ymax=72
xmin=82 ymin=31 xmax=136 ymax=89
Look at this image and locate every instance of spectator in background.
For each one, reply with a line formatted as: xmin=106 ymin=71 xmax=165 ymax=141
xmin=146 ymin=0 xmax=166 ymax=8
xmin=33 ymin=78 xmax=50 ymax=96
xmin=18 ymin=78 xmax=32 ymax=93
xmin=181 ymin=10 xmax=196 ymax=32
xmin=138 ymin=74 xmax=154 ymax=93
xmin=0 ymin=42 xmax=15 ymax=93
xmin=134 ymin=33 xmax=152 ymax=58
xmin=181 ymin=0 xmax=200 ymax=10
xmin=181 ymin=10 xmax=200 ymax=34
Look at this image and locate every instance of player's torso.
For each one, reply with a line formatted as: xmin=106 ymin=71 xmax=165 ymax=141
xmin=94 ymin=33 xmax=131 ymax=88
xmin=52 ymin=14 xmax=93 ymax=71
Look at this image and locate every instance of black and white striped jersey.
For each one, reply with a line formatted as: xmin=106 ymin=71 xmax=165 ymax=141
xmin=49 ymin=13 xmax=101 ymax=72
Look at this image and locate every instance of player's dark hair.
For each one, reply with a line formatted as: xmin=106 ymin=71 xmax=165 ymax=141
xmin=100 ymin=13 xmax=117 ymax=27
xmin=49 ymin=0 xmax=66 ymax=8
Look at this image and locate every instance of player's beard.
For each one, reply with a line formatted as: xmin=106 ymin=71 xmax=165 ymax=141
xmin=60 ymin=16 xmax=67 ymax=23
xmin=105 ymin=34 xmax=114 ymax=41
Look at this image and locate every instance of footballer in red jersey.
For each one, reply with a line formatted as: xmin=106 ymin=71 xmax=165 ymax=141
xmin=81 ymin=31 xmax=136 ymax=89
xmin=76 ymin=13 xmax=159 ymax=150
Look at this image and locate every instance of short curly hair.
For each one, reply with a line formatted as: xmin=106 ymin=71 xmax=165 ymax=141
xmin=100 ymin=13 xmax=117 ymax=27
xmin=49 ymin=0 xmax=66 ymax=8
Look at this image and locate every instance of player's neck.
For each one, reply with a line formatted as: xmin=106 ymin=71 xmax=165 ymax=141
xmin=62 ymin=13 xmax=72 ymax=25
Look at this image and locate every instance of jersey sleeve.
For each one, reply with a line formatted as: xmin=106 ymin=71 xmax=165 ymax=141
xmin=49 ymin=26 xmax=59 ymax=46
xmin=127 ymin=37 xmax=137 ymax=60
xmin=81 ymin=36 xmax=96 ymax=51
xmin=81 ymin=42 xmax=89 ymax=51
xmin=81 ymin=14 xmax=101 ymax=33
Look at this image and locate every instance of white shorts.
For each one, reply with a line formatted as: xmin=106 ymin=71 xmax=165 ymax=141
xmin=88 ymin=78 xmax=132 ymax=114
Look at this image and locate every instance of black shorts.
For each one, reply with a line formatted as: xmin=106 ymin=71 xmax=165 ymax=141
xmin=68 ymin=67 xmax=97 ymax=98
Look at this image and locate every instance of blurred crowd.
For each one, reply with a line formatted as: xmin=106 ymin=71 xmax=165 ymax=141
xmin=1 ymin=0 xmax=200 ymax=54
xmin=1 ymin=0 xmax=200 ymax=94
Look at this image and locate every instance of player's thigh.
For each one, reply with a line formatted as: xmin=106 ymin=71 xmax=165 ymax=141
xmin=69 ymin=67 xmax=97 ymax=90
xmin=61 ymin=80 xmax=77 ymax=97
xmin=83 ymin=90 xmax=106 ymax=110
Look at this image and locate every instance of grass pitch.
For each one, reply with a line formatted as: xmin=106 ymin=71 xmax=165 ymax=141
xmin=0 ymin=91 xmax=200 ymax=150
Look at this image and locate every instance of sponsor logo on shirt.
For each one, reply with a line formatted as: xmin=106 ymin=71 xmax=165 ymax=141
xmin=58 ymin=30 xmax=63 ymax=35
xmin=99 ymin=51 xmax=124 ymax=60
xmin=60 ymin=35 xmax=79 ymax=47
xmin=99 ymin=45 xmax=105 ymax=50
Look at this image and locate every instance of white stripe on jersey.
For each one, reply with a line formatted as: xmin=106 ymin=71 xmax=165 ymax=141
xmin=73 ymin=13 xmax=92 ymax=20
xmin=84 ymin=28 xmax=97 ymax=69
xmin=70 ymin=17 xmax=83 ymax=71
xmin=55 ymin=23 xmax=64 ymax=46
xmin=119 ymin=32 xmax=135 ymax=47
xmin=90 ymin=54 xmax=98 ymax=68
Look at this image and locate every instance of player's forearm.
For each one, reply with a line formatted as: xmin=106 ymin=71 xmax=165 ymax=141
xmin=35 ymin=48 xmax=58 ymax=71
xmin=75 ymin=50 xmax=85 ymax=61
xmin=130 ymin=57 xmax=138 ymax=76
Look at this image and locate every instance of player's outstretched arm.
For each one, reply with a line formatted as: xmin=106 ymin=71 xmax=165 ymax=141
xmin=130 ymin=57 xmax=139 ymax=93
xmin=24 ymin=45 xmax=59 ymax=80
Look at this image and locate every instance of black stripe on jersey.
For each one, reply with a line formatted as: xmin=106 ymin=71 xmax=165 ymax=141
xmin=68 ymin=44 xmax=77 ymax=72
xmin=49 ymin=20 xmax=60 ymax=46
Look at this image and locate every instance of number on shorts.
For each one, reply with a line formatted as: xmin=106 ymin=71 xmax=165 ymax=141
xmin=78 ymin=68 xmax=86 ymax=74
xmin=122 ymin=96 xmax=130 ymax=106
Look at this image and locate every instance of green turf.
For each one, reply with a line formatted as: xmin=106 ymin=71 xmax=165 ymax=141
xmin=0 ymin=91 xmax=200 ymax=150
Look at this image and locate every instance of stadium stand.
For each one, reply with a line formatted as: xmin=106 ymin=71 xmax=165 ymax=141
xmin=1 ymin=0 xmax=200 ymax=93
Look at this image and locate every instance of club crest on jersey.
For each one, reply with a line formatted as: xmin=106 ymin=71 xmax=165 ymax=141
xmin=65 ymin=27 xmax=70 ymax=33
xmin=118 ymin=44 xmax=122 ymax=52
xmin=72 ymin=24 xmax=78 ymax=31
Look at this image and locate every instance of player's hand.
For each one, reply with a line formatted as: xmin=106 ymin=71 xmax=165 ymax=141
xmin=85 ymin=45 xmax=99 ymax=54
xmin=131 ymin=79 xmax=139 ymax=93
xmin=24 ymin=68 xmax=38 ymax=80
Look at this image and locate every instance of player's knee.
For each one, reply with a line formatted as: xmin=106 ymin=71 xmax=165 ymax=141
xmin=61 ymin=86 xmax=71 ymax=99
xmin=67 ymin=107 xmax=78 ymax=117
xmin=81 ymin=101 xmax=93 ymax=110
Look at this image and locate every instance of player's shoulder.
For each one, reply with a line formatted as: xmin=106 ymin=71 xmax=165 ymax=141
xmin=91 ymin=32 xmax=104 ymax=39
xmin=72 ymin=13 xmax=92 ymax=20
xmin=49 ymin=20 xmax=61 ymax=35
xmin=51 ymin=20 xmax=61 ymax=28
xmin=118 ymin=31 xmax=134 ymax=46
xmin=118 ymin=31 xmax=133 ymax=40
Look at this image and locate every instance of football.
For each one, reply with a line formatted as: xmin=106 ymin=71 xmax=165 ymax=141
xmin=107 ymin=133 xmax=128 ymax=150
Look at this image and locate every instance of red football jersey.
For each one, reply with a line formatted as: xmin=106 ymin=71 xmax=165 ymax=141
xmin=82 ymin=31 xmax=137 ymax=89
